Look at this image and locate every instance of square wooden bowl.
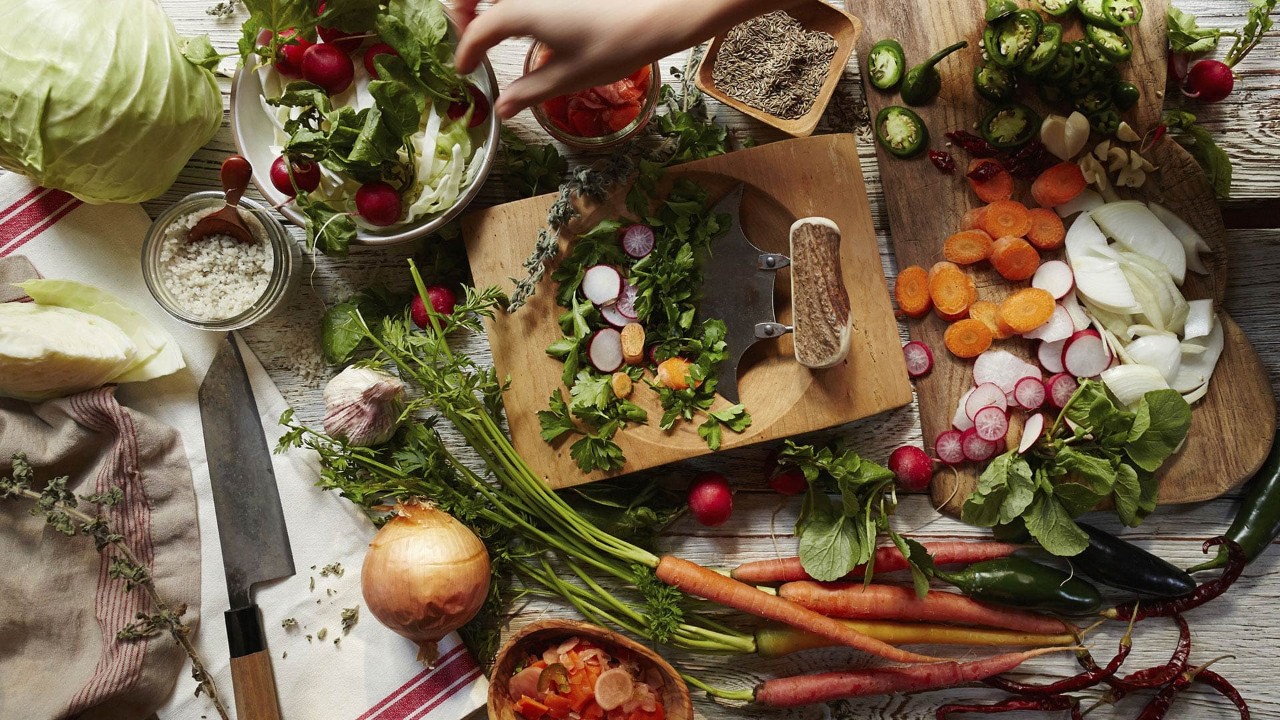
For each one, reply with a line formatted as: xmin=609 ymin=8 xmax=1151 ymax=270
xmin=695 ymin=1 xmax=862 ymax=137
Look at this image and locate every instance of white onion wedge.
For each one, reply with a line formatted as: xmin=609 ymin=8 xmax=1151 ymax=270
xmin=1101 ymin=364 xmax=1169 ymax=408
xmin=1061 ymin=292 xmax=1092 ymax=331
xmin=1173 ymin=320 xmax=1225 ymax=395
xmin=1092 ymin=201 xmax=1186 ymax=284
xmin=1055 ymin=189 xmax=1105 ymax=218
xmin=1148 ymin=201 xmax=1210 ymax=276
xmin=1125 ymin=334 xmax=1183 ymax=384
xmin=1184 ymin=299 xmax=1215 ymax=340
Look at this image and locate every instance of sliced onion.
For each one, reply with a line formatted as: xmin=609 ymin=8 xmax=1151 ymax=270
xmin=1092 ymin=201 xmax=1186 ymax=284
xmin=1173 ymin=320 xmax=1225 ymax=395
xmin=1101 ymin=364 xmax=1170 ymax=408
xmin=1183 ymin=299 xmax=1215 ymax=340
xmin=1125 ymin=334 xmax=1183 ymax=384
xmin=1148 ymin=201 xmax=1210 ymax=276
xmin=1055 ymin=189 xmax=1105 ymax=218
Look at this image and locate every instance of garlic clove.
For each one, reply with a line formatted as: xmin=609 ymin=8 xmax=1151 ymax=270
xmin=1064 ymin=112 xmax=1091 ymax=159
xmin=1094 ymin=139 xmax=1112 ymax=162
xmin=1041 ymin=115 xmax=1072 ymax=160
xmin=1108 ymin=147 xmax=1130 ymax=173
xmin=323 ymin=366 xmax=406 ymax=447
xmin=1129 ymin=150 xmax=1146 ymax=171
xmin=1116 ymin=122 xmax=1140 ymax=143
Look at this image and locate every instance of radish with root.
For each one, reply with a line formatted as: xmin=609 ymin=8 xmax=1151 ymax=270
xmin=889 ymin=446 xmax=933 ymax=492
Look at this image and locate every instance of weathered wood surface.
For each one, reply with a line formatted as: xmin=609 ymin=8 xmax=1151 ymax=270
xmin=68 ymin=1 xmax=1280 ymax=718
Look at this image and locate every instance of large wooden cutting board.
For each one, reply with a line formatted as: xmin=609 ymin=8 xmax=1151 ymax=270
xmin=463 ymin=135 xmax=913 ymax=489
xmin=847 ymin=0 xmax=1275 ymax=514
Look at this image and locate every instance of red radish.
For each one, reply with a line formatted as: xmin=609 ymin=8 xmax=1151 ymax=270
xmin=599 ymin=303 xmax=630 ymax=328
xmin=269 ymin=155 xmax=321 ymax=196
xmin=594 ymin=668 xmax=634 ymax=710
xmin=621 ymin=224 xmax=656 ymax=259
xmin=1023 ymin=304 xmax=1073 ymax=343
xmin=1018 ymin=413 xmax=1046 ymax=454
xmin=888 ymin=446 xmax=933 ymax=492
xmin=1183 ymin=59 xmax=1234 ymax=103
xmin=1062 ymin=329 xmax=1110 ymax=377
xmin=587 ymin=328 xmax=624 ymax=373
xmin=961 ymin=428 xmax=998 ymax=462
xmin=1060 ymin=292 xmax=1091 ymax=332
xmin=935 ymin=430 xmax=967 ymax=466
xmin=953 ymin=389 xmax=976 ymax=431
xmin=363 ymin=42 xmax=398 ymax=78
xmin=447 ymin=85 xmax=490 ymax=128
xmin=1168 ymin=53 xmax=1190 ymax=84
xmin=769 ymin=467 xmax=808 ymax=496
xmin=410 ymin=285 xmax=458 ymax=329
xmin=615 ymin=283 xmax=639 ymax=319
xmin=688 ymin=472 xmax=733 ymax=526
xmin=508 ymin=666 xmax=542 ymax=701
xmin=902 ymin=341 xmax=934 ymax=378
xmin=974 ymin=350 xmax=1040 ymax=394
xmin=973 ymin=407 xmax=1009 ymax=443
xmin=1031 ymin=260 xmax=1074 ymax=300
xmin=1045 ymin=373 xmax=1079 ymax=409
xmin=581 ymin=265 xmax=623 ymax=305
xmin=274 ymin=29 xmax=313 ymax=77
xmin=1037 ymin=339 xmax=1067 ymax=374
xmin=732 ymin=541 xmax=1024 ymax=584
xmin=316 ymin=2 xmax=363 ymax=52
xmin=966 ymin=383 xmax=1008 ymax=420
xmin=302 ymin=43 xmax=355 ymax=94
xmin=1013 ymin=376 xmax=1045 ymax=410
xmin=354 ymin=181 xmax=402 ymax=225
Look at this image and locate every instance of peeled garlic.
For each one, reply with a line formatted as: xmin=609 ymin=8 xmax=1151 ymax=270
xmin=1064 ymin=112 xmax=1091 ymax=159
xmin=1108 ymin=147 xmax=1130 ymax=173
xmin=1116 ymin=166 xmax=1147 ymax=188
xmin=1093 ymin=139 xmax=1112 ymax=162
xmin=1116 ymin=122 xmax=1140 ymax=143
xmin=323 ymin=366 xmax=406 ymax=447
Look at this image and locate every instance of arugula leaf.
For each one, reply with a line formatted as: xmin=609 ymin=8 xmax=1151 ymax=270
xmin=295 ymin=195 xmax=356 ymax=255
xmin=1023 ymin=491 xmax=1089 ymax=556
xmin=1167 ymin=7 xmax=1221 ymax=54
xmin=537 ymin=390 xmax=577 ymax=443
xmin=1126 ymin=390 xmax=1193 ymax=471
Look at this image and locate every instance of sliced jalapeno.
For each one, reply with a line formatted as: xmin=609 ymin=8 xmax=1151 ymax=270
xmin=1077 ymin=0 xmax=1114 ymax=26
xmin=1085 ymin=23 xmax=1134 ymax=63
xmin=985 ymin=0 xmax=1019 ymax=22
xmin=1112 ymin=80 xmax=1141 ymax=110
xmin=980 ymin=103 xmax=1041 ymax=149
xmin=985 ymin=10 xmax=1043 ymax=68
xmin=866 ymin=39 xmax=907 ymax=90
xmin=1022 ymin=23 xmax=1063 ymax=76
xmin=1042 ymin=48 xmax=1075 ymax=84
xmin=1036 ymin=0 xmax=1077 ymax=15
xmin=537 ymin=663 xmax=571 ymax=694
xmin=974 ymin=62 xmax=1018 ymax=102
xmin=1065 ymin=73 xmax=1095 ymax=97
xmin=1089 ymin=108 xmax=1122 ymax=135
xmin=1074 ymin=88 xmax=1114 ymax=114
xmin=875 ymin=106 xmax=928 ymax=158
xmin=1037 ymin=83 xmax=1067 ymax=104
xmin=1102 ymin=0 xmax=1143 ymax=27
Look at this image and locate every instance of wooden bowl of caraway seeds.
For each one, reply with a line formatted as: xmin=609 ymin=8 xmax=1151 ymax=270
xmin=696 ymin=1 xmax=860 ymax=137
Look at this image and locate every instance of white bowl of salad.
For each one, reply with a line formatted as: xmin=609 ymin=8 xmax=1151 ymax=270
xmin=229 ymin=0 xmax=497 ymax=253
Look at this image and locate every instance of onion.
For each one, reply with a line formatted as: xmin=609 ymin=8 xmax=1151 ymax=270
xmin=361 ymin=501 xmax=491 ymax=665
xmin=1148 ymin=201 xmax=1210 ymax=276
xmin=1092 ymin=201 xmax=1187 ymax=284
xmin=1101 ymin=365 xmax=1170 ymax=408
xmin=1055 ymin=189 xmax=1105 ymax=218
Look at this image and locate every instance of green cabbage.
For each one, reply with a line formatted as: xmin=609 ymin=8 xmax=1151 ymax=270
xmin=0 ymin=0 xmax=222 ymax=204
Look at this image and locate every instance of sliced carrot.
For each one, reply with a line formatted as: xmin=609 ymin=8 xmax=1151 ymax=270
xmin=944 ymin=318 xmax=994 ymax=358
xmin=998 ymin=288 xmax=1056 ymax=333
xmin=894 ymin=265 xmax=932 ymax=318
xmin=979 ymin=200 xmax=1032 ymax=239
xmin=967 ymin=159 xmax=1014 ymax=203
xmin=927 ymin=262 xmax=976 ymax=318
xmin=1031 ymin=161 xmax=1088 ymax=208
xmin=990 ymin=236 xmax=1041 ymax=282
xmin=961 ymin=206 xmax=988 ymax=231
xmin=581 ymin=702 xmax=605 ymax=720
xmin=544 ymin=693 xmax=575 ymax=718
xmin=1026 ymin=208 xmax=1066 ymax=250
xmin=515 ymin=696 xmax=552 ymax=720
xmin=943 ymin=229 xmax=995 ymax=265
xmin=969 ymin=300 xmax=1015 ymax=340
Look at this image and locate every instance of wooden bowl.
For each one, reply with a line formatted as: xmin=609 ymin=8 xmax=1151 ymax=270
xmin=695 ymin=0 xmax=862 ymax=137
xmin=487 ymin=620 xmax=693 ymax=720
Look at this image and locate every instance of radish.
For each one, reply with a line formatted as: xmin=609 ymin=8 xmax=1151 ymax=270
xmin=302 ymin=42 xmax=355 ymax=95
xmin=688 ymin=472 xmax=733 ymax=526
xmin=1037 ymin=339 xmax=1066 ymax=374
xmin=935 ymin=430 xmax=967 ymax=466
xmin=966 ymin=382 xmax=1008 ymax=420
xmin=355 ymin=181 xmax=402 ymax=225
xmin=1031 ymin=261 xmax=1074 ymax=300
xmin=446 ymin=85 xmax=491 ymax=128
xmin=1062 ymin=329 xmax=1111 ymax=378
xmin=1183 ymin=59 xmax=1234 ymax=103
xmin=1045 ymin=373 xmax=1079 ymax=409
xmin=888 ymin=446 xmax=933 ymax=492
xmin=615 ymin=283 xmax=639 ymax=319
xmin=316 ymin=1 xmax=363 ymax=52
xmin=587 ymin=328 xmax=624 ymax=373
xmin=952 ymin=389 xmax=976 ymax=431
xmin=961 ymin=428 xmax=998 ymax=462
xmin=1018 ymin=413 xmax=1046 ymax=454
xmin=1014 ymin=376 xmax=1046 ymax=410
xmin=269 ymin=155 xmax=321 ymax=196
xmin=974 ymin=350 xmax=1041 ymax=394
xmin=902 ymin=341 xmax=934 ymax=378
xmin=973 ymin=407 xmax=1009 ymax=443
xmin=581 ymin=265 xmax=623 ymax=305
xmin=410 ymin=285 xmax=457 ymax=329
xmin=769 ymin=467 xmax=808 ymax=496
xmin=1022 ymin=304 xmax=1074 ymax=343
xmin=274 ymin=29 xmax=313 ymax=77
xmin=621 ymin=224 xmax=656 ymax=259
xmin=363 ymin=42 xmax=398 ymax=78
xmin=599 ymin=303 xmax=630 ymax=328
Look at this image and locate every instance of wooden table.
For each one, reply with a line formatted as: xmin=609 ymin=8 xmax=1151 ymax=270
xmin=139 ymin=2 xmax=1280 ymax=718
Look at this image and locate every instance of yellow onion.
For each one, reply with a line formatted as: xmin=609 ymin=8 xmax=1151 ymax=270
xmin=361 ymin=501 xmax=491 ymax=665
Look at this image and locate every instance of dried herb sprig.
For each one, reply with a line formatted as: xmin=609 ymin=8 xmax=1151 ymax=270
xmin=1 ymin=454 xmax=230 ymax=720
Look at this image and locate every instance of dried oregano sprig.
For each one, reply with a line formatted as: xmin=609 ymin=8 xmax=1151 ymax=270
xmin=1 ymin=454 xmax=230 ymax=720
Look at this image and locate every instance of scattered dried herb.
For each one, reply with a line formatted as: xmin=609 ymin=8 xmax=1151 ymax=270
xmin=711 ymin=11 xmax=837 ymax=119
xmin=341 ymin=606 xmax=360 ymax=634
xmin=317 ymin=628 xmax=329 ymax=641
xmin=281 ymin=617 xmax=298 ymax=629
xmin=320 ymin=562 xmax=344 ymax=577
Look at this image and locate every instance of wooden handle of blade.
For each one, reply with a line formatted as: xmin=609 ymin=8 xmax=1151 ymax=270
xmin=789 ymin=217 xmax=852 ymax=368
xmin=230 ymin=651 xmax=283 ymax=720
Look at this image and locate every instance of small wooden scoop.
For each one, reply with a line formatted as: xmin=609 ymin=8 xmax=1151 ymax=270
xmin=188 ymin=155 xmax=255 ymax=244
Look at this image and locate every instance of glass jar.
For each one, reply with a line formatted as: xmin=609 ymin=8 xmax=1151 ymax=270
xmin=525 ymin=42 xmax=661 ymax=150
xmin=142 ymin=191 xmax=299 ymax=331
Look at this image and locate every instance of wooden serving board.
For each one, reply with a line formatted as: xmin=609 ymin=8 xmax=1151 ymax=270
xmin=463 ymin=134 xmax=913 ymax=489
xmin=846 ymin=0 xmax=1275 ymax=514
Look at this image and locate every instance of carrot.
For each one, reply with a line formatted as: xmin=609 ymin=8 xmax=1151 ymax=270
xmin=754 ymin=620 xmax=1076 ymax=657
xmin=990 ymin=236 xmax=1041 ymax=281
xmin=979 ymin=200 xmax=1032 ymax=239
xmin=927 ymin=262 xmax=976 ymax=318
xmin=943 ymin=230 xmax=995 ymax=265
xmin=752 ymin=648 xmax=1073 ymax=707
xmin=967 ymin=159 xmax=1013 ymax=203
xmin=961 ymin=206 xmax=988 ymax=231
xmin=777 ymin=581 xmax=1071 ymax=635
xmin=1031 ymin=161 xmax=1087 ymax=208
xmin=944 ymin=318 xmax=994 ymax=358
xmin=515 ymin=696 xmax=551 ymax=720
xmin=969 ymin=300 xmax=1016 ymax=340
xmin=894 ymin=265 xmax=932 ymax=318
xmin=656 ymin=357 xmax=692 ymax=390
xmin=655 ymin=556 xmax=940 ymax=664
xmin=1026 ymin=207 xmax=1066 ymax=250
xmin=998 ymin=287 xmax=1056 ymax=333
xmin=730 ymin=541 xmax=1024 ymax=585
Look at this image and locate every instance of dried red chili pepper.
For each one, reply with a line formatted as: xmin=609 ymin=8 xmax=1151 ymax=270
xmin=1141 ymin=124 xmax=1168 ymax=153
xmin=1105 ymin=539 xmax=1245 ymax=621
xmin=986 ymin=617 xmax=1134 ymax=696
xmin=929 ymin=149 xmax=956 ymax=172
xmin=967 ymin=159 xmax=1004 ymax=182
xmin=1116 ymin=614 xmax=1192 ymax=692
xmin=1005 ymin=140 xmax=1054 ymax=178
xmin=1135 ymin=656 xmax=1233 ymax=720
xmin=1197 ymin=669 xmax=1251 ymax=719
xmin=936 ymin=695 xmax=1081 ymax=719
xmin=946 ymin=130 xmax=1000 ymax=157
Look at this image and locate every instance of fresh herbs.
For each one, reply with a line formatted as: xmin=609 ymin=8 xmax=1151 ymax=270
xmin=500 ymin=127 xmax=568 ymax=197
xmin=322 ymin=286 xmax=409 ymax=365
xmin=1161 ymin=109 xmax=1233 ymax=199
xmin=1167 ymin=1 xmax=1277 ymax=64
xmin=962 ymin=380 xmax=1192 ymax=556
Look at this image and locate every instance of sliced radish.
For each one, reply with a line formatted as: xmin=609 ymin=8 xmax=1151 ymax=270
xmin=1062 ymin=329 xmax=1111 ymax=378
xmin=966 ymin=382 xmax=1008 ymax=420
xmin=1046 ymin=373 xmax=1080 ymax=409
xmin=615 ymin=283 xmax=639 ymax=319
xmin=973 ymin=406 xmax=1009 ymax=442
xmin=1060 ymin=291 xmax=1092 ymax=331
xmin=903 ymin=341 xmax=934 ymax=378
xmin=1014 ymin=376 xmax=1046 ymax=410
xmin=953 ymin=388 xmax=976 ymax=431
xmin=1022 ymin=304 xmax=1074 ymax=343
xmin=1038 ymin=339 xmax=1067 ymax=374
xmin=961 ymin=427 xmax=999 ymax=462
xmin=600 ymin=303 xmax=630 ymax=328
xmin=1032 ymin=260 xmax=1075 ymax=300
xmin=974 ymin=350 xmax=1040 ymax=394
xmin=621 ymin=224 xmax=655 ymax=259
xmin=1018 ymin=413 xmax=1046 ymax=454
xmin=935 ymin=430 xmax=967 ymax=465
xmin=582 ymin=265 xmax=623 ymax=305
xmin=587 ymin=328 xmax=624 ymax=373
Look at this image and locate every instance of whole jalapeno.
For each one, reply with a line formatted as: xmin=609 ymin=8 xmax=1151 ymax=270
xmin=984 ymin=10 xmax=1043 ymax=68
xmin=1077 ymin=0 xmax=1115 ymax=26
xmin=875 ymin=105 xmax=929 ymax=158
xmin=980 ymin=102 xmax=1041 ymax=149
xmin=1022 ymin=23 xmax=1064 ymax=76
xmin=1086 ymin=23 xmax=1134 ymax=63
xmin=1112 ymin=80 xmax=1141 ymax=110
xmin=1102 ymin=0 xmax=1144 ymax=27
xmin=1074 ymin=522 xmax=1197 ymax=599
xmin=935 ymin=556 xmax=1104 ymax=615
xmin=1037 ymin=0 xmax=1077 ymax=16
xmin=901 ymin=40 xmax=968 ymax=105
xmin=974 ymin=62 xmax=1019 ymax=102
xmin=1189 ymin=431 xmax=1280 ymax=573
xmin=1089 ymin=108 xmax=1122 ymax=135
xmin=866 ymin=38 xmax=907 ymax=90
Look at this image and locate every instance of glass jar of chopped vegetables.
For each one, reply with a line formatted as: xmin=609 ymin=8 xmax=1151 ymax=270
xmin=524 ymin=43 xmax=661 ymax=150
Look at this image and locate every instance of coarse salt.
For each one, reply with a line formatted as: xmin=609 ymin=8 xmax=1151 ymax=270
xmin=157 ymin=210 xmax=274 ymax=320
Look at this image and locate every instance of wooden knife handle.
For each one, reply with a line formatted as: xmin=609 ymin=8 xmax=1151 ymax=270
xmin=789 ymin=217 xmax=853 ymax=369
xmin=226 ymin=606 xmax=283 ymax=720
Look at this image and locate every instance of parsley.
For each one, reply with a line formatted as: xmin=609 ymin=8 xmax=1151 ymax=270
xmin=500 ymin=127 xmax=568 ymax=197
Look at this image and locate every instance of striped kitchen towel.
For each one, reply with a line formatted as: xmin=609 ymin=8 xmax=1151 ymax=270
xmin=0 ymin=174 xmax=488 ymax=720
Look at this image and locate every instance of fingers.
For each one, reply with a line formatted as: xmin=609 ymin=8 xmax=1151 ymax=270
xmin=494 ymin=60 xmax=575 ymax=119
xmin=449 ymin=0 xmax=482 ymax=31
xmin=455 ymin=1 xmax=531 ymax=74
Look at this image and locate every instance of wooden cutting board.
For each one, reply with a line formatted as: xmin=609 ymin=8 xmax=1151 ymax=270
xmin=846 ymin=0 xmax=1275 ymax=514
xmin=463 ymin=134 xmax=913 ymax=489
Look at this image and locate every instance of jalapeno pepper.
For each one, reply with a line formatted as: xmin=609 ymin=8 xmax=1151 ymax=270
xmin=1085 ymin=23 xmax=1134 ymax=63
xmin=901 ymin=40 xmax=969 ymax=105
xmin=980 ymin=102 xmax=1041 ymax=149
xmin=985 ymin=0 xmax=1019 ymax=22
xmin=1089 ymin=108 xmax=1122 ymax=135
xmin=984 ymin=10 xmax=1043 ymax=68
xmin=875 ymin=106 xmax=928 ymax=158
xmin=1037 ymin=83 xmax=1067 ymax=104
xmin=1022 ymin=23 xmax=1064 ymax=76
xmin=1102 ymin=0 xmax=1144 ymax=27
xmin=866 ymin=38 xmax=907 ymax=91
xmin=974 ymin=62 xmax=1019 ymax=102
xmin=1077 ymin=0 xmax=1114 ymax=26
xmin=935 ymin=556 xmax=1104 ymax=615
xmin=1074 ymin=88 xmax=1115 ymax=114
xmin=1189 ymin=431 xmax=1280 ymax=573
xmin=1074 ymin=522 xmax=1197 ymax=599
xmin=537 ymin=663 xmax=571 ymax=694
xmin=1112 ymin=80 xmax=1141 ymax=110
xmin=1041 ymin=47 xmax=1076 ymax=84
xmin=1036 ymin=0 xmax=1077 ymax=16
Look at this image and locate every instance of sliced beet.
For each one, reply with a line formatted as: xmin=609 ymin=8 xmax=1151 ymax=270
xmin=621 ymin=224 xmax=655 ymax=259
xmin=588 ymin=328 xmax=624 ymax=373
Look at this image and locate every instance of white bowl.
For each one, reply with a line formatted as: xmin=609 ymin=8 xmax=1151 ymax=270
xmin=230 ymin=44 xmax=499 ymax=248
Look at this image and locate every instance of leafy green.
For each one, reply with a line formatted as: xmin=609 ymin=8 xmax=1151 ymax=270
xmin=1167 ymin=7 xmax=1222 ymax=54
xmin=296 ymin=195 xmax=358 ymax=255
xmin=1227 ymin=0 xmax=1278 ymax=66
xmin=321 ymin=286 xmax=409 ymax=365
xmin=1163 ymin=110 xmax=1233 ymax=200
xmin=1127 ymin=390 xmax=1193 ymax=471
xmin=500 ymin=127 xmax=568 ymax=197
xmin=1023 ymin=491 xmax=1090 ymax=556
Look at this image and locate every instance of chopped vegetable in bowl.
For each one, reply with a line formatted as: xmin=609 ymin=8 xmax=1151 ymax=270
xmin=510 ymin=636 xmax=668 ymax=720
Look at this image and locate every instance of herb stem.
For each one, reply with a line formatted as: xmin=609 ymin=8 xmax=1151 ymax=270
xmin=682 ymin=673 xmax=755 ymax=702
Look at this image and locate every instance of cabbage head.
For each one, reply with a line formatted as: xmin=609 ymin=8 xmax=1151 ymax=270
xmin=0 ymin=0 xmax=223 ymax=204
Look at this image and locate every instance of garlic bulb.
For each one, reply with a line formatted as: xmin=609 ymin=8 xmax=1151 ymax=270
xmin=323 ymin=366 xmax=406 ymax=447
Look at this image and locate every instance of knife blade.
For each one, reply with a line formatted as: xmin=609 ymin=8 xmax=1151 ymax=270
xmin=199 ymin=333 xmax=293 ymax=720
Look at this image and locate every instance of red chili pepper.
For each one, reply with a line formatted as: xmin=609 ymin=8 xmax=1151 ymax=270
xmin=929 ymin=149 xmax=956 ymax=173
xmin=1116 ymin=615 xmax=1192 ymax=691
xmin=1005 ymin=140 xmax=1054 ymax=178
xmin=1106 ymin=538 xmax=1245 ymax=621
xmin=1141 ymin=124 xmax=1169 ymax=153
xmin=1135 ymin=656 xmax=1234 ymax=720
xmin=946 ymin=130 xmax=1000 ymax=158
xmin=1196 ymin=669 xmax=1251 ymax=719
xmin=936 ymin=695 xmax=1081 ymax=719
xmin=966 ymin=159 xmax=1004 ymax=182
xmin=987 ymin=621 xmax=1133 ymax=696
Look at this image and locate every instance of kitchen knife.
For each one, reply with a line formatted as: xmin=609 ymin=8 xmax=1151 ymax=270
xmin=199 ymin=333 xmax=294 ymax=720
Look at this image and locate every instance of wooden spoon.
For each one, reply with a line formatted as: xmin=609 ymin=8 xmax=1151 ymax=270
xmin=189 ymin=155 xmax=255 ymax=244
